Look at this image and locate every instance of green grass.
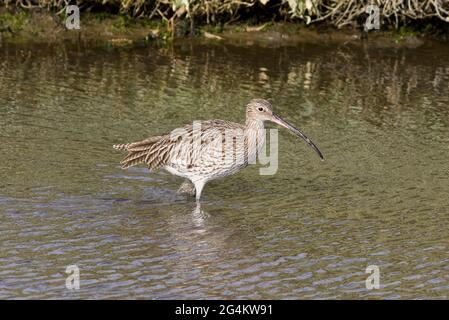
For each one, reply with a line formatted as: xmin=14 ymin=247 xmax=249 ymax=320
xmin=0 ymin=11 xmax=27 ymax=33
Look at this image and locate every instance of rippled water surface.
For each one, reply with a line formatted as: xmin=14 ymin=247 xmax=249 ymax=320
xmin=1 ymin=39 xmax=449 ymax=299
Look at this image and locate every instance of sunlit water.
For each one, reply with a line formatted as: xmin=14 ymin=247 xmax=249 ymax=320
xmin=0 ymin=39 xmax=448 ymax=299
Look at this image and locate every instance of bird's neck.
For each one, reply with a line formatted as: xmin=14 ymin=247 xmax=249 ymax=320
xmin=245 ymin=119 xmax=266 ymax=163
xmin=245 ymin=118 xmax=265 ymax=132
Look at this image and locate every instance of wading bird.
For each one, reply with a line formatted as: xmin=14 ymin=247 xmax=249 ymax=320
xmin=113 ymin=99 xmax=324 ymax=201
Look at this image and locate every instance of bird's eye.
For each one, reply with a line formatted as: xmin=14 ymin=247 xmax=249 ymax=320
xmin=258 ymin=107 xmax=264 ymax=112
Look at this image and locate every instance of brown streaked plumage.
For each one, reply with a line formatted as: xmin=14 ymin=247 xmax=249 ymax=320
xmin=113 ymin=99 xmax=324 ymax=201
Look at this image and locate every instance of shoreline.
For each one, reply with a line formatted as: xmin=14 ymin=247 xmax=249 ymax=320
xmin=0 ymin=10 xmax=445 ymax=49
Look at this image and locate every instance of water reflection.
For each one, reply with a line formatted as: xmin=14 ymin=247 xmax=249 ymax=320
xmin=0 ymin=40 xmax=448 ymax=299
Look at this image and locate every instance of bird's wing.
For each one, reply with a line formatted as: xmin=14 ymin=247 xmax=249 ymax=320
xmin=114 ymin=120 xmax=243 ymax=170
xmin=167 ymin=120 xmax=246 ymax=170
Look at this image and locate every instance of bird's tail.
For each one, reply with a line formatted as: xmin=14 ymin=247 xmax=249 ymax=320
xmin=113 ymin=136 xmax=163 ymax=169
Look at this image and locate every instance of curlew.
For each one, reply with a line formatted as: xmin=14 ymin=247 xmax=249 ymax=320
xmin=113 ymin=99 xmax=324 ymax=201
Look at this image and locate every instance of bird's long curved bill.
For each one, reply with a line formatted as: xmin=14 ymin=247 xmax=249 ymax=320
xmin=271 ymin=113 xmax=324 ymax=161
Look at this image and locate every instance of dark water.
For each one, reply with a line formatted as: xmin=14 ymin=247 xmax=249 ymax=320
xmin=0 ymin=39 xmax=449 ymax=299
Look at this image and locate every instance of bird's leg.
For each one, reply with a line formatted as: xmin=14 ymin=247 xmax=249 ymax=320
xmin=177 ymin=179 xmax=196 ymax=196
xmin=194 ymin=180 xmax=206 ymax=202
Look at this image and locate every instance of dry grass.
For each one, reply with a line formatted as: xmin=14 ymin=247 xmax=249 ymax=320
xmin=4 ymin=0 xmax=449 ymax=28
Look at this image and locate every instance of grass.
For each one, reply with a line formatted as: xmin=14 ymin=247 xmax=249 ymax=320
xmin=0 ymin=11 xmax=27 ymax=33
xmin=1 ymin=1 xmax=449 ymax=44
xmin=6 ymin=0 xmax=449 ymax=31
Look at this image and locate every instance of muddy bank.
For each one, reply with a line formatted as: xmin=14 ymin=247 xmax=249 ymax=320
xmin=0 ymin=10 xmax=440 ymax=49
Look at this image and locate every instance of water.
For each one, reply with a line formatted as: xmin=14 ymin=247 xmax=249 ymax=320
xmin=0 ymin=39 xmax=449 ymax=299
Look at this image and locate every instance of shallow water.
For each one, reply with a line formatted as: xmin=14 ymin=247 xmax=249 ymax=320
xmin=0 ymin=39 xmax=449 ymax=299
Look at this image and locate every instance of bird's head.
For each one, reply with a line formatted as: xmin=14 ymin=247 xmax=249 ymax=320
xmin=246 ymin=98 xmax=324 ymax=161
xmin=246 ymin=98 xmax=275 ymax=122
